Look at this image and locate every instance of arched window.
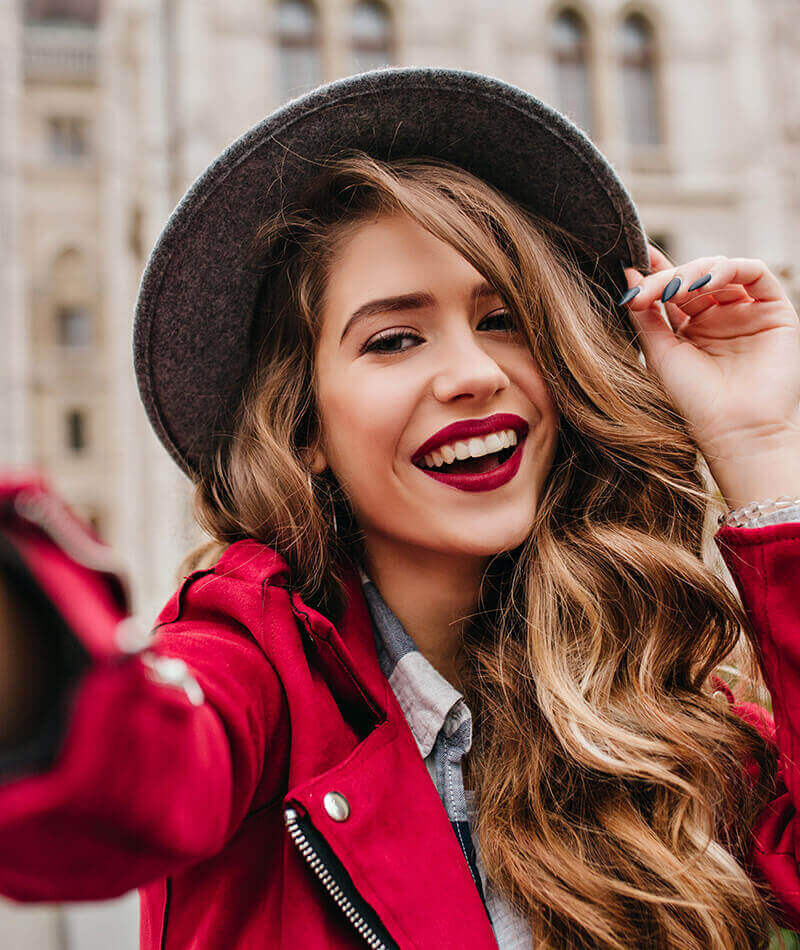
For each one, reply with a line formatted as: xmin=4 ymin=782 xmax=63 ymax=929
xmin=616 ymin=13 xmax=661 ymax=146
xmin=50 ymin=248 xmax=93 ymax=349
xmin=275 ymin=0 xmax=322 ymax=103
xmin=47 ymin=116 xmax=91 ymax=161
xmin=56 ymin=305 xmax=91 ymax=347
xmin=349 ymin=0 xmax=393 ymax=75
xmin=548 ymin=8 xmax=594 ymax=136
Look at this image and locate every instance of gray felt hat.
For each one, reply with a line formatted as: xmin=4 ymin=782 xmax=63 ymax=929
xmin=133 ymin=66 xmax=650 ymax=481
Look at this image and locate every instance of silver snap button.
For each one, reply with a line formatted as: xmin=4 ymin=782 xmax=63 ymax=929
xmin=140 ymin=652 xmax=205 ymax=706
xmin=323 ymin=791 xmax=350 ymax=822
xmin=115 ymin=616 xmax=151 ymax=654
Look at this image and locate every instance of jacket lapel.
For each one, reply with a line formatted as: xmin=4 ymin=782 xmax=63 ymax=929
xmin=283 ymin=563 xmax=499 ymax=948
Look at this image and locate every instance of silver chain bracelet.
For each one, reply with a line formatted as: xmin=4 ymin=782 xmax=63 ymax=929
xmin=717 ymin=494 xmax=800 ymax=528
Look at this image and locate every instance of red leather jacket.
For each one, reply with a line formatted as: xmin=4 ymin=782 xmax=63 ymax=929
xmin=1 ymin=474 xmax=800 ymax=948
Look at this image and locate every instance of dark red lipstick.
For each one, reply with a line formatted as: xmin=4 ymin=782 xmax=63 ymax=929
xmin=411 ymin=413 xmax=529 ymax=465
xmin=411 ymin=412 xmax=530 ymax=494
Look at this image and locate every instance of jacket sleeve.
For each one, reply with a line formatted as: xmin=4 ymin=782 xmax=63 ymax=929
xmin=714 ymin=517 xmax=800 ymax=931
xmin=0 ymin=502 xmax=289 ymax=902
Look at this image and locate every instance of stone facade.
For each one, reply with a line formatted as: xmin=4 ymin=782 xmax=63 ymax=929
xmin=1 ymin=0 xmax=798 ymax=946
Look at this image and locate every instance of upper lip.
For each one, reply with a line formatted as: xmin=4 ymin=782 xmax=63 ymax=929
xmin=411 ymin=412 xmax=530 ymax=464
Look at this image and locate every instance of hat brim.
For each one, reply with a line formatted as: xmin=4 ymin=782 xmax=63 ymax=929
xmin=133 ymin=66 xmax=650 ymax=480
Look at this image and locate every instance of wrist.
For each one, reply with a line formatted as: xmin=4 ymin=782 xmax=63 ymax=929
xmin=704 ymin=430 xmax=800 ymax=513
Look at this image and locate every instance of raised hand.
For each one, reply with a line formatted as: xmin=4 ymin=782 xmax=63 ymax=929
xmin=619 ymin=245 xmax=800 ymax=465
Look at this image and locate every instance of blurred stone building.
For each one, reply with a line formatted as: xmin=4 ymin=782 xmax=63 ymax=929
xmin=0 ymin=0 xmax=798 ymax=946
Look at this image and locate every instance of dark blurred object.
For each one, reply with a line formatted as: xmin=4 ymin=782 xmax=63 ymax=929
xmin=0 ymin=469 xmax=142 ymax=776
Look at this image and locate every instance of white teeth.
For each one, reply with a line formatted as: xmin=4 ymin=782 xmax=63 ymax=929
xmin=484 ymin=432 xmax=504 ymax=453
xmin=420 ymin=427 xmax=520 ymax=469
xmin=468 ymin=438 xmax=489 ymax=458
xmin=440 ymin=444 xmax=456 ymax=464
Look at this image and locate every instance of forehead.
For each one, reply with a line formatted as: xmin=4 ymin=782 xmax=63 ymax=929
xmin=334 ymin=213 xmax=457 ymax=263
xmin=324 ymin=214 xmax=487 ymax=308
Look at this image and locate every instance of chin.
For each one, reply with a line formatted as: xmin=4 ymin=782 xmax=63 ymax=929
xmin=436 ymin=527 xmax=533 ymax=558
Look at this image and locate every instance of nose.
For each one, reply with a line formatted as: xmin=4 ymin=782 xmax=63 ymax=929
xmin=430 ymin=328 xmax=510 ymax=402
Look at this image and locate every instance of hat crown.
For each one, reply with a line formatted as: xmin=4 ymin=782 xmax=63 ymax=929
xmin=133 ymin=67 xmax=648 ymax=480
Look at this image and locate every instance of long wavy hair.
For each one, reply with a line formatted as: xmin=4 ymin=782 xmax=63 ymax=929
xmin=178 ymin=150 xmax=782 ymax=948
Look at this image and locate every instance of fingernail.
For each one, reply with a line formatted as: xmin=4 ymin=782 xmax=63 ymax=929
xmin=616 ymin=286 xmax=641 ymax=306
xmin=661 ymin=276 xmax=681 ymax=302
xmin=687 ymin=272 xmax=712 ymax=292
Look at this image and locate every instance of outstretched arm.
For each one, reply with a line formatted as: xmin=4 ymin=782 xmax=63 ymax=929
xmin=0 ymin=472 xmax=288 ymax=902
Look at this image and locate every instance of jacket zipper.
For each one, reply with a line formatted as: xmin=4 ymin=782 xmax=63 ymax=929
xmin=284 ymin=806 xmax=400 ymax=949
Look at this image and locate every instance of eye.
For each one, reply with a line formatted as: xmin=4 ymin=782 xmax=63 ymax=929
xmin=361 ymin=310 xmax=519 ymax=355
xmin=361 ymin=328 xmax=423 ymax=355
xmin=479 ymin=309 xmax=518 ymax=333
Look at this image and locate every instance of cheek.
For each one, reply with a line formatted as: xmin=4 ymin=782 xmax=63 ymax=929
xmin=321 ymin=376 xmax=410 ymax=472
xmin=512 ymin=355 xmax=559 ymax=422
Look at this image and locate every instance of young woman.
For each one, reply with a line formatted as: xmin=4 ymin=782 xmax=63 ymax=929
xmin=1 ymin=67 xmax=800 ymax=950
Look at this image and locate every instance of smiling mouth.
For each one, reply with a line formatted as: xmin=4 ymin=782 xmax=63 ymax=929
xmin=415 ymin=443 xmax=516 ymax=475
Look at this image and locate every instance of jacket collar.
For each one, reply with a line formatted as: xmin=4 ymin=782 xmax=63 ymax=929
xmin=282 ymin=557 xmax=499 ymax=948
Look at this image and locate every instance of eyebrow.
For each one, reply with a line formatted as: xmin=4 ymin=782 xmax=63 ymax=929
xmin=339 ymin=280 xmax=502 ymax=345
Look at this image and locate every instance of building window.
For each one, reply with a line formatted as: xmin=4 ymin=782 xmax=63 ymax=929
xmin=275 ymin=0 xmax=321 ymax=104
xmin=616 ymin=13 xmax=661 ymax=146
xmin=25 ymin=0 xmax=100 ymax=26
xmin=47 ymin=116 xmax=90 ymax=161
xmin=548 ymin=8 xmax=594 ymax=137
xmin=349 ymin=0 xmax=393 ymax=74
xmin=66 ymin=409 xmax=87 ymax=453
xmin=50 ymin=249 xmax=94 ymax=348
xmin=56 ymin=305 xmax=92 ymax=347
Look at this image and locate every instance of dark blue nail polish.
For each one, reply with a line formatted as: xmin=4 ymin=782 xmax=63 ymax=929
xmin=661 ymin=276 xmax=681 ymax=302
xmin=616 ymin=286 xmax=641 ymax=306
xmin=687 ymin=272 xmax=712 ymax=292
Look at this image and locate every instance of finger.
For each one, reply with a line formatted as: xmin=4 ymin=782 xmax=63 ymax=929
xmin=666 ymin=285 xmax=757 ymax=333
xmin=721 ymin=257 xmax=788 ymax=303
xmin=670 ymin=257 xmax=786 ymax=306
xmin=662 ymin=300 xmax=690 ymax=335
xmin=706 ymin=286 xmax=754 ymax=305
xmin=672 ymin=290 xmax=720 ymax=318
xmin=624 ymin=257 xmax=723 ymax=312
xmin=669 ymin=284 xmax=750 ymax=323
xmin=648 ymin=243 xmax=675 ymax=272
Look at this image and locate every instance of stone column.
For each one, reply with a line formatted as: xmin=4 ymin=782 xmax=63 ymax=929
xmin=135 ymin=0 xmax=197 ymax=624
xmin=0 ymin=0 xmax=30 ymax=467
xmin=728 ymin=0 xmax=787 ymax=262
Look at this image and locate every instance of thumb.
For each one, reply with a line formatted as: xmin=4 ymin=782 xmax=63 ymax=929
xmin=622 ymin=267 xmax=682 ymax=373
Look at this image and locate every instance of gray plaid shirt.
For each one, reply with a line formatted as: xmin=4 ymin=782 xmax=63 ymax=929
xmin=357 ymin=563 xmax=513 ymax=941
xmin=356 ymin=503 xmax=800 ymax=948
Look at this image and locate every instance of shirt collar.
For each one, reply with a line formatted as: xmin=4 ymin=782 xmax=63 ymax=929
xmin=357 ymin=564 xmax=469 ymax=758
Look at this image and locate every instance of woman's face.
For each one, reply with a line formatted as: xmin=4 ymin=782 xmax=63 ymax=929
xmin=310 ymin=212 xmax=561 ymax=570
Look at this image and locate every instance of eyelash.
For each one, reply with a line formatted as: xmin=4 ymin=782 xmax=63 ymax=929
xmin=361 ymin=310 xmax=519 ymax=355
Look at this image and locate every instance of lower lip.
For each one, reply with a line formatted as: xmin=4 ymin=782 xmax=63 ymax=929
xmin=414 ymin=434 xmax=527 ymax=493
